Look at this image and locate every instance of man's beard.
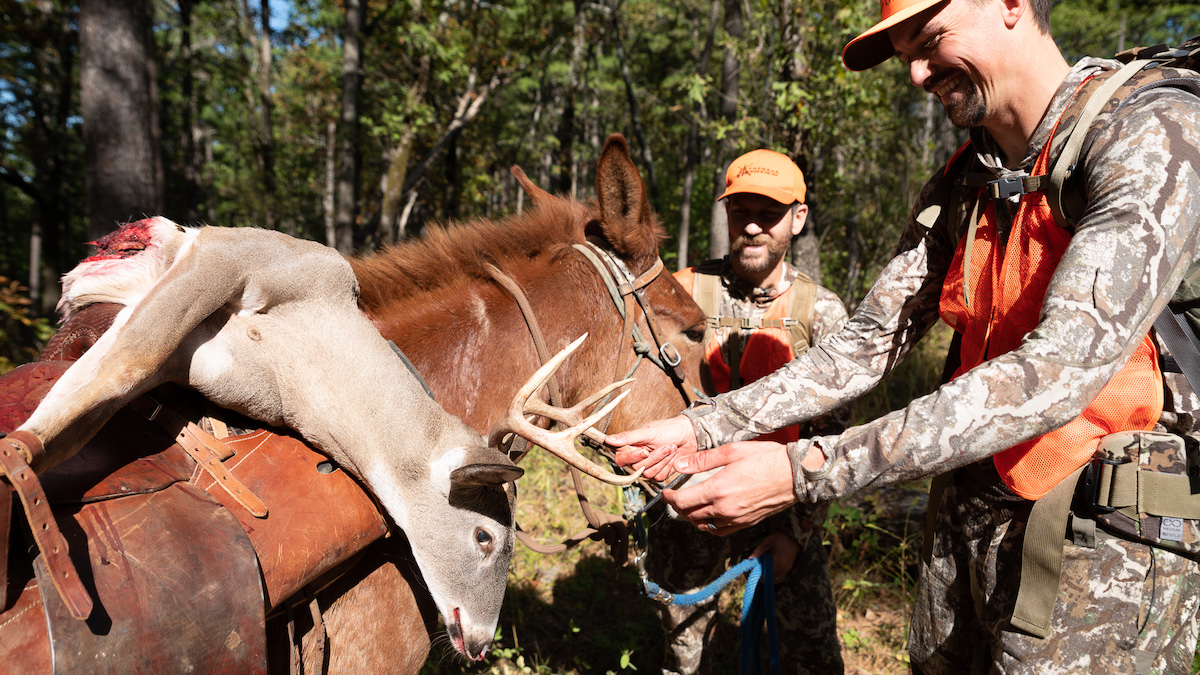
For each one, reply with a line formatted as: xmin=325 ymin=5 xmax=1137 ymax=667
xmin=942 ymin=75 xmax=986 ymax=128
xmin=732 ymin=234 xmax=789 ymax=275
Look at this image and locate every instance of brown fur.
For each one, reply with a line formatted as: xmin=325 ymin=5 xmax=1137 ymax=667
xmin=304 ymin=135 xmax=707 ymax=673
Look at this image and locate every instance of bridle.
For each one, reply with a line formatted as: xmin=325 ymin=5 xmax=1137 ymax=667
xmin=482 ymin=241 xmax=705 ymax=562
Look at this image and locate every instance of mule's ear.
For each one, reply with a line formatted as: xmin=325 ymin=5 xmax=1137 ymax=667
xmin=511 ymin=165 xmax=553 ymax=208
xmin=450 ymin=463 xmax=525 ymax=487
xmin=594 ymin=134 xmax=662 ymax=272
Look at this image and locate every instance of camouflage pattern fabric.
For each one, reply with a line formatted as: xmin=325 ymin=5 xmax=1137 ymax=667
xmin=910 ymin=463 xmax=1200 ymax=674
xmin=651 ymin=259 xmax=848 ymax=674
xmin=681 ymin=59 xmax=1200 ymax=667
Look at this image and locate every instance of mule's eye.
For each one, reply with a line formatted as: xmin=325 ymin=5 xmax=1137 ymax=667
xmin=475 ymin=527 xmax=494 ymax=554
xmin=684 ymin=326 xmax=705 ymax=342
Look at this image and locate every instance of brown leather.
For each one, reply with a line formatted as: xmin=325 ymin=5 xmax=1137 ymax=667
xmin=0 ymin=577 xmax=53 ymax=672
xmin=38 ymin=302 xmax=123 ymax=362
xmin=190 ymin=428 xmax=388 ymax=608
xmin=0 ymin=361 xmax=72 ymax=432
xmin=34 ymin=482 xmax=267 ymax=673
xmin=177 ymin=422 xmax=268 ymax=517
xmin=0 ymin=434 xmax=92 ymax=620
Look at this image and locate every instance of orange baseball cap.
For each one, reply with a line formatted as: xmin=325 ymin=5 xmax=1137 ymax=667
xmin=842 ymin=0 xmax=948 ymax=72
xmin=719 ymin=150 xmax=806 ymax=205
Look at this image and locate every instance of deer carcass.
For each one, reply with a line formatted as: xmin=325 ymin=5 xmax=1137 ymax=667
xmin=9 ymin=217 xmax=522 ymax=662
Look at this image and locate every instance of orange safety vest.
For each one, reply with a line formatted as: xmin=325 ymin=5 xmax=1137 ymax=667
xmin=675 ymin=266 xmax=812 ymax=444
xmin=938 ymin=133 xmax=1163 ymax=500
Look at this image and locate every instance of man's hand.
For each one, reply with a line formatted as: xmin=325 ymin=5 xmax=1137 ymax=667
xmin=607 ymin=415 xmax=699 ymax=482
xmin=751 ymin=531 xmax=801 ymax=584
xmin=662 ymin=440 xmax=797 ymax=534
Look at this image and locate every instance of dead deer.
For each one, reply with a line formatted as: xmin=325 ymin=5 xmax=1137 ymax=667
xmin=8 ymin=217 xmax=546 ymax=662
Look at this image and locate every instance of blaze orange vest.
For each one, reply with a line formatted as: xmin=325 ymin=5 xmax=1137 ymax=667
xmin=938 ymin=134 xmax=1163 ymax=500
xmin=675 ymin=266 xmax=813 ymax=443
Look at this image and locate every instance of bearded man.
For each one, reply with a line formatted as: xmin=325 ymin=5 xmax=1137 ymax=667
xmin=649 ymin=149 xmax=849 ymax=675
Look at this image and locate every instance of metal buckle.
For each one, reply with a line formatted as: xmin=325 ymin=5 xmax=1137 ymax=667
xmin=660 ymin=342 xmax=682 ymax=368
xmin=1082 ymin=456 xmax=1125 ymax=514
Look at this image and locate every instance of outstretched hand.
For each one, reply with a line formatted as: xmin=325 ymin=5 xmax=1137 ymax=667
xmin=607 ymin=415 xmax=698 ymax=482
xmin=661 ymin=440 xmax=797 ymax=534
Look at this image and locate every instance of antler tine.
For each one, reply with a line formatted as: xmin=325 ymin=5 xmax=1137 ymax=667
xmin=523 ymin=378 xmax=636 ymax=430
xmin=489 ymin=336 xmax=643 ymax=486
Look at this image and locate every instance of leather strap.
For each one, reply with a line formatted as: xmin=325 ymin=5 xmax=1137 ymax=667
xmin=176 ymin=423 xmax=268 ymax=518
xmin=128 ymin=396 xmax=267 ymax=517
xmin=0 ymin=432 xmax=93 ymax=620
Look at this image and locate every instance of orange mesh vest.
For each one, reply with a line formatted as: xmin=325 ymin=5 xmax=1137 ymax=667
xmin=675 ymin=267 xmax=805 ymax=444
xmin=938 ymin=134 xmax=1163 ymax=500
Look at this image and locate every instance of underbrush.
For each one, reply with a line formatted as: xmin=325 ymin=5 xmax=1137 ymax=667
xmin=0 ymin=277 xmax=55 ymax=373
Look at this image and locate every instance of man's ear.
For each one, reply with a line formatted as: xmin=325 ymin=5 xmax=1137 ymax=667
xmin=1001 ymin=0 xmax=1026 ymax=30
xmin=791 ymin=203 xmax=809 ymax=236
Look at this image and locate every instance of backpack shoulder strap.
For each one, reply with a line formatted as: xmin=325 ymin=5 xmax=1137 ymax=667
xmin=692 ymin=258 xmax=724 ymax=321
xmin=785 ymin=272 xmax=816 ymax=355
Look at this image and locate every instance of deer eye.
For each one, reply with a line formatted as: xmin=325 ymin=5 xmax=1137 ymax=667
xmin=475 ymin=527 xmax=494 ymax=555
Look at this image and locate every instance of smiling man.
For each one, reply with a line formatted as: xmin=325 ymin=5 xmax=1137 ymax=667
xmin=610 ymin=0 xmax=1200 ymax=671
xmin=653 ymin=149 xmax=848 ymax=675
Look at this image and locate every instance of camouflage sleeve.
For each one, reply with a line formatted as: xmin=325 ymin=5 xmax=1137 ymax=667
xmin=803 ymin=285 xmax=853 ymax=436
xmin=683 ymin=167 xmax=960 ymax=448
xmin=790 ymin=88 xmax=1200 ymax=502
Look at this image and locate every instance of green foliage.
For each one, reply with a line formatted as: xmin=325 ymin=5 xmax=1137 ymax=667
xmin=0 ymin=278 xmax=56 ymax=373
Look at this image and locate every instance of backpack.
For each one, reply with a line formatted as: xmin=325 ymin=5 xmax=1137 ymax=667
xmin=919 ymin=36 xmax=1200 ymax=638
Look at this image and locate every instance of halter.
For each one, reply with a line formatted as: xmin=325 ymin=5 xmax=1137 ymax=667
xmin=482 ymin=242 xmax=704 ymax=562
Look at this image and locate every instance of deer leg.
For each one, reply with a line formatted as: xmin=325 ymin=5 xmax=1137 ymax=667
xmin=19 ymin=233 xmax=251 ymax=473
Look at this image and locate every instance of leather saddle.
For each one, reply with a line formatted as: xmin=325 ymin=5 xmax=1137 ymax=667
xmin=0 ymin=303 xmax=390 ymax=674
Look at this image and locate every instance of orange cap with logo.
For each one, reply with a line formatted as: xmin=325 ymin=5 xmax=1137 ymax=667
xmin=719 ymin=149 xmax=806 ymax=205
xmin=842 ymin=0 xmax=947 ymax=72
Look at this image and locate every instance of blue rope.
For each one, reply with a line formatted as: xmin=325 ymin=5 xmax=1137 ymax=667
xmin=641 ymin=554 xmax=780 ymax=675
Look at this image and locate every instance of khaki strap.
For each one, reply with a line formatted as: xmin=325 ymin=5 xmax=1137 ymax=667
xmin=1093 ymin=460 xmax=1200 ymax=519
xmin=785 ymin=273 xmax=816 ymax=355
xmin=921 ymin=472 xmax=953 ymax=565
xmin=0 ymin=431 xmax=93 ymax=620
xmin=1047 ymin=60 xmax=1146 ymax=229
xmin=1010 ymin=465 xmax=1086 ymax=639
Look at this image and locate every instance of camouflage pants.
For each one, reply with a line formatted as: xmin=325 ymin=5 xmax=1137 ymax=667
xmin=910 ymin=464 xmax=1200 ymax=674
xmin=645 ymin=502 xmax=843 ymax=675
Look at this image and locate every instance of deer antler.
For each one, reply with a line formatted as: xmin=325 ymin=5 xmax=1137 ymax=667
xmin=490 ymin=334 xmax=644 ymax=486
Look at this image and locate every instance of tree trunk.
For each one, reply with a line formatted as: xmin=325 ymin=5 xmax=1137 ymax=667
xmin=334 ymin=0 xmax=365 ymax=254
xmin=707 ymin=0 xmax=742 ymax=260
xmin=180 ymin=0 xmax=199 ymax=223
xmin=610 ymin=0 xmax=659 ymax=213
xmin=257 ymin=0 xmax=278 ymax=232
xmin=677 ymin=0 xmax=720 ymax=271
xmin=324 ymin=120 xmax=336 ymax=247
xmin=556 ymin=0 xmax=588 ymax=198
xmin=79 ymin=0 xmax=162 ymax=239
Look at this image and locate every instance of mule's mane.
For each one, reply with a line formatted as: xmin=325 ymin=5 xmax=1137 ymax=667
xmin=351 ymin=197 xmax=592 ymax=313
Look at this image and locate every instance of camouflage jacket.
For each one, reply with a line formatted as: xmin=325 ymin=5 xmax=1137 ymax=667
xmin=683 ymin=58 xmax=1200 ymax=503
xmin=696 ymin=258 xmax=850 ymax=437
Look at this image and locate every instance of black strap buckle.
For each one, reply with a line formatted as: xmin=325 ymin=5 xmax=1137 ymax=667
xmin=989 ymin=176 xmax=1027 ymax=200
xmin=1081 ymin=456 xmax=1126 ymax=514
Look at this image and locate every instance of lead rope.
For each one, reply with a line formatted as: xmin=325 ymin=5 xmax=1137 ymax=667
xmin=639 ymin=552 xmax=779 ymax=675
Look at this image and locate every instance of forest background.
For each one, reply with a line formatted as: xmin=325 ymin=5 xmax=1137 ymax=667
xmin=0 ymin=0 xmax=1198 ymax=673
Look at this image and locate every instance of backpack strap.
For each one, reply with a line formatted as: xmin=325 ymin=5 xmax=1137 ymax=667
xmin=785 ymin=272 xmax=816 ymax=355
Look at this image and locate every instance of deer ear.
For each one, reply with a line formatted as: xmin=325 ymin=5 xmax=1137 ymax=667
xmin=450 ymin=463 xmax=524 ymax=487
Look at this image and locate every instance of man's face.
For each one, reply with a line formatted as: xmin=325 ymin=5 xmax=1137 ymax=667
xmin=726 ymin=193 xmax=804 ymax=278
xmin=888 ymin=0 xmax=993 ymax=128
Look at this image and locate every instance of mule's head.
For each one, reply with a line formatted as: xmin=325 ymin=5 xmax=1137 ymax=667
xmin=581 ymin=135 xmax=707 ymax=430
